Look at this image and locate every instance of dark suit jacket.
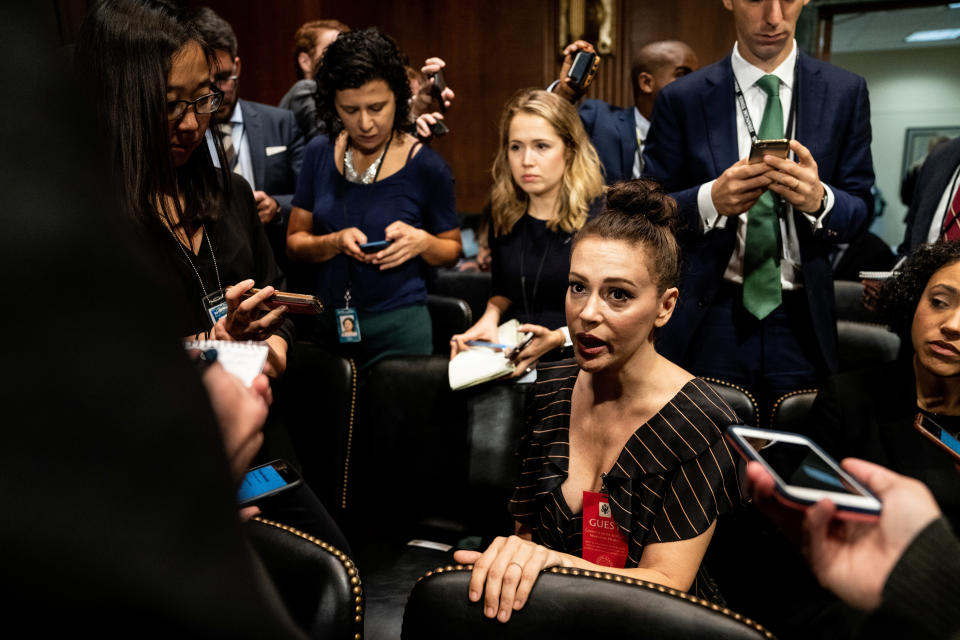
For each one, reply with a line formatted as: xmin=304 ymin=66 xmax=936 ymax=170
xmin=899 ymin=136 xmax=960 ymax=255
xmin=577 ymin=99 xmax=637 ymax=184
xmin=643 ymin=52 xmax=875 ymax=372
xmin=239 ymin=98 xmax=305 ymax=226
xmin=802 ymin=360 xmax=960 ymax=533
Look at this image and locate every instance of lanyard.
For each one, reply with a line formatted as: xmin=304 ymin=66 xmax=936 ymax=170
xmin=733 ymin=55 xmax=800 ymax=144
xmin=519 ymin=217 xmax=555 ymax=321
xmin=166 ymin=223 xmax=223 ymax=298
xmin=339 ymin=130 xmax=395 ymax=306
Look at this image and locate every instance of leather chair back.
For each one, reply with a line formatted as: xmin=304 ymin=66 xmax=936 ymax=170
xmin=402 ymin=565 xmax=775 ymax=639
xmin=703 ymin=377 xmax=758 ymax=426
xmin=837 ymin=320 xmax=900 ymax=372
xmin=769 ymin=390 xmax=818 ymax=433
xmin=426 ymin=294 xmax=472 ymax=356
xmin=432 ymin=270 xmax=492 ymax=327
xmin=834 ymin=280 xmax=885 ymax=324
xmin=246 ymin=517 xmax=363 ymax=640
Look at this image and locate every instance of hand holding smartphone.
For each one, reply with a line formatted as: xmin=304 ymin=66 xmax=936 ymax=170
xmin=241 ymin=287 xmax=323 ymax=314
xmin=748 ymin=138 xmax=790 ymax=164
xmin=726 ymin=426 xmax=881 ymax=520
xmin=237 ymin=459 xmax=302 ymax=507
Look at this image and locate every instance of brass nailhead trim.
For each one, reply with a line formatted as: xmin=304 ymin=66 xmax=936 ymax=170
xmin=416 ymin=564 xmax=774 ymax=639
xmin=702 ymin=376 xmax=759 ymax=425
xmin=340 ymin=357 xmax=358 ymax=510
xmin=251 ymin=516 xmax=364 ymax=639
xmin=768 ymin=388 xmax=818 ymax=430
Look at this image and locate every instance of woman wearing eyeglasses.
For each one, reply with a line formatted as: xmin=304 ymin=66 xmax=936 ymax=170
xmin=74 ymin=0 xmax=292 ymax=377
xmin=803 ymin=241 xmax=960 ymax=532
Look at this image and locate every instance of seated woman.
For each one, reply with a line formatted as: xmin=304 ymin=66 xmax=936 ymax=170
xmin=74 ymin=0 xmax=292 ymax=377
xmin=451 ymin=88 xmax=605 ymax=374
xmin=454 ymin=181 xmax=743 ymax=621
xmin=804 ymin=241 xmax=960 ymax=531
xmin=287 ymin=28 xmax=462 ymax=369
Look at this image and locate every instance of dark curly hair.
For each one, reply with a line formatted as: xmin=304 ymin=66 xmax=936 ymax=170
xmin=314 ymin=28 xmax=412 ymax=138
xmin=878 ymin=241 xmax=960 ymax=336
xmin=572 ymin=179 xmax=681 ymax=294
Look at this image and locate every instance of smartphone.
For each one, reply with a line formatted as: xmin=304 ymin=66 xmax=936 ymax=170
xmin=567 ymin=50 xmax=599 ymax=89
xmin=359 ymin=239 xmax=392 ymax=253
xmin=428 ymin=70 xmax=450 ymax=137
xmin=725 ymin=426 xmax=882 ymax=519
xmin=508 ymin=333 xmax=535 ymax=361
xmin=237 ymin=459 xmax=302 ymax=507
xmin=914 ymin=413 xmax=960 ymax=463
xmin=242 ymin=288 xmax=323 ymax=314
xmin=748 ymin=138 xmax=790 ymax=164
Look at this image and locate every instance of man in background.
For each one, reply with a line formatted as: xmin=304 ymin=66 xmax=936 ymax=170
xmin=193 ymin=7 xmax=305 ymax=266
xmin=279 ymin=19 xmax=350 ymax=141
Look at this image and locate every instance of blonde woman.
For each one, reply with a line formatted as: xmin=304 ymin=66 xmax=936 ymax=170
xmin=451 ymin=89 xmax=605 ymax=373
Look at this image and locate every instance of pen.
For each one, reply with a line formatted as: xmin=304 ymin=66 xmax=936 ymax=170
xmin=465 ymin=340 xmax=509 ymax=350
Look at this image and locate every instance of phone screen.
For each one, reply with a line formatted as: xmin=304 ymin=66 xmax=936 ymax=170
xmin=237 ymin=464 xmax=289 ymax=503
xmin=916 ymin=414 xmax=960 ymax=457
xmin=753 ymin=439 xmax=864 ymax=495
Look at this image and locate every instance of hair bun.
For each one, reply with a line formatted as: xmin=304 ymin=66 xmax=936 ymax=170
xmin=604 ymin=179 xmax=677 ymax=230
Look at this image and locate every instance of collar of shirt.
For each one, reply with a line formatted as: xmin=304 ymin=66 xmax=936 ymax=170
xmin=633 ymin=106 xmax=650 ymax=143
xmin=731 ymin=39 xmax=797 ymax=109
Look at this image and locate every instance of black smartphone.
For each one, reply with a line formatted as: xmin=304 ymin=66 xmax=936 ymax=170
xmin=567 ymin=50 xmax=599 ymax=89
xmin=748 ymin=138 xmax=790 ymax=164
xmin=237 ymin=459 xmax=302 ymax=507
xmin=359 ymin=239 xmax=392 ymax=253
xmin=428 ymin=70 xmax=450 ymax=137
xmin=508 ymin=333 xmax=535 ymax=361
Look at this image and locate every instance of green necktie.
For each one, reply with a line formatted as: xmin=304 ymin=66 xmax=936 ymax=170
xmin=742 ymin=74 xmax=783 ymax=320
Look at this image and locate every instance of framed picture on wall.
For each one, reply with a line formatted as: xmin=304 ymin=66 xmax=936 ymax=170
xmin=902 ymin=126 xmax=960 ymax=182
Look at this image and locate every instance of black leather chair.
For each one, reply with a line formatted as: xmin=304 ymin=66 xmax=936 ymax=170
xmin=834 ymin=280 xmax=886 ymax=324
xmin=432 ymin=270 xmax=492 ymax=326
xmin=403 ymin=564 xmax=775 ymax=639
xmin=837 ymin=319 xmax=900 ymax=372
xmin=281 ymin=342 xmax=357 ymax=516
xmin=769 ymin=389 xmax=818 ymax=433
xmin=703 ymin=377 xmax=758 ymax=426
xmin=246 ymin=516 xmax=364 ymax=640
xmin=426 ymin=294 xmax=472 ymax=356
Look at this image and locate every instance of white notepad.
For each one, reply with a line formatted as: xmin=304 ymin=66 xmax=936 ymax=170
xmin=448 ymin=320 xmax=531 ymax=390
xmin=184 ymin=340 xmax=269 ymax=387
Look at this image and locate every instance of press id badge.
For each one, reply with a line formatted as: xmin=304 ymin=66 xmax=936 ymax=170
xmin=582 ymin=490 xmax=628 ymax=568
xmin=202 ymin=289 xmax=229 ymax=327
xmin=336 ymin=307 xmax=361 ymax=343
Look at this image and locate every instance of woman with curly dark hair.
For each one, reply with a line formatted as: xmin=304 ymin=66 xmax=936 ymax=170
xmin=802 ymin=240 xmax=960 ymax=533
xmin=287 ymin=28 xmax=461 ymax=367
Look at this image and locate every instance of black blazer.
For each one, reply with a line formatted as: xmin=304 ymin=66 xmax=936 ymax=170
xmin=239 ymin=99 xmax=305 ymax=226
xmin=899 ymin=136 xmax=960 ymax=255
xmin=577 ymin=98 xmax=637 ymax=185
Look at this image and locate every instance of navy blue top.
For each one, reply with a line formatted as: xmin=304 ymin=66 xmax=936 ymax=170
xmin=292 ymin=135 xmax=458 ymax=312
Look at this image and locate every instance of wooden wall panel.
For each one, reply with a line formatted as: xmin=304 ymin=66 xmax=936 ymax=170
xmin=57 ymin=0 xmax=739 ymax=212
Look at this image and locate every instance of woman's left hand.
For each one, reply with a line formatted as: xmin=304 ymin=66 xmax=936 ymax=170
xmin=509 ymin=324 xmax=565 ymax=377
xmin=372 ymin=221 xmax=430 ymax=270
xmin=453 ymin=535 xmax=569 ymax=622
xmin=221 ymin=279 xmax=287 ymax=341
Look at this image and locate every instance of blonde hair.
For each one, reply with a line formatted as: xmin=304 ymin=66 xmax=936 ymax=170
xmin=490 ymin=88 xmax=605 ymax=237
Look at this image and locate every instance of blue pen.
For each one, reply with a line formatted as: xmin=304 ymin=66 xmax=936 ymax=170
xmin=465 ymin=340 xmax=509 ymax=350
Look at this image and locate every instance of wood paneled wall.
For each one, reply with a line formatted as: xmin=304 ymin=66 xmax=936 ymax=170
xmin=63 ymin=0 xmax=737 ymax=212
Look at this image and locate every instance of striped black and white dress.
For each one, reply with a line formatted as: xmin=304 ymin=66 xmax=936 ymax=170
xmin=508 ymin=360 xmax=744 ymax=601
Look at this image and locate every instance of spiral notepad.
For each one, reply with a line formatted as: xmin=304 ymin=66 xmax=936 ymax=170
xmin=184 ymin=340 xmax=269 ymax=386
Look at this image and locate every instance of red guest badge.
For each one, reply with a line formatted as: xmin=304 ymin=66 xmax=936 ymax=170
xmin=582 ymin=490 xmax=628 ymax=568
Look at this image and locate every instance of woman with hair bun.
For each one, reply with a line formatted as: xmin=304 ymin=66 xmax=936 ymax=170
xmin=287 ymin=28 xmax=461 ymax=367
xmin=451 ymin=88 xmax=605 ymax=374
xmin=454 ymin=180 xmax=743 ymax=621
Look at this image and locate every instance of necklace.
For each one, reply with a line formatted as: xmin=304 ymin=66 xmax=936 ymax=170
xmin=344 ymin=130 xmax=394 ymax=184
xmin=164 ymin=221 xmax=222 ymax=298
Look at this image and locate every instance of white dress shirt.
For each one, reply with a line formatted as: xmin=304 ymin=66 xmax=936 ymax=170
xmin=632 ymin=106 xmax=651 ymax=179
xmin=696 ymin=41 xmax=834 ymax=289
xmin=205 ymin=100 xmax=255 ymax=188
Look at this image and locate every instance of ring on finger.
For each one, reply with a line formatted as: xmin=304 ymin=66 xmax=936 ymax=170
xmin=508 ymin=562 xmax=523 ymax=571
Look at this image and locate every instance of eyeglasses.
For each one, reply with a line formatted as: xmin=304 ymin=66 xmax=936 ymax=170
xmin=166 ymin=90 xmax=224 ymax=122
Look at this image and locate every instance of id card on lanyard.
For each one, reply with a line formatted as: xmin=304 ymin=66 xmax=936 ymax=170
xmin=582 ymin=489 xmax=628 ymax=568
